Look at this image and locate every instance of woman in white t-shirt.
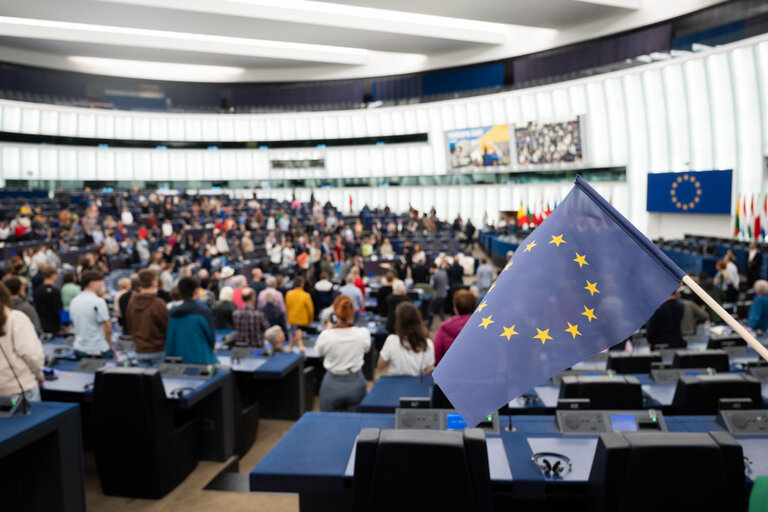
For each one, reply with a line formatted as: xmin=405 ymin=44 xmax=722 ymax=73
xmin=378 ymin=302 xmax=434 ymax=376
xmin=315 ymin=295 xmax=371 ymax=411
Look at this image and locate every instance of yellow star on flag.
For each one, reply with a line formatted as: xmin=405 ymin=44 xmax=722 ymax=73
xmin=584 ymin=280 xmax=600 ymax=296
xmin=488 ymin=283 xmax=496 ymax=293
xmin=573 ymin=252 xmax=589 ymax=268
xmin=565 ymin=322 xmax=582 ymax=339
xmin=500 ymin=325 xmax=518 ymax=340
xmin=549 ymin=234 xmax=566 ymax=247
xmin=478 ymin=315 xmax=495 ymax=329
xmin=581 ymin=306 xmax=597 ymax=322
xmin=504 ymin=260 xmax=513 ymax=271
xmin=524 ymin=240 xmax=537 ymax=252
xmin=533 ymin=328 xmax=553 ymax=344
xmin=476 ymin=301 xmax=488 ymax=313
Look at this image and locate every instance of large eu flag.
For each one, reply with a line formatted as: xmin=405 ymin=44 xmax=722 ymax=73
xmin=433 ymin=176 xmax=686 ymax=426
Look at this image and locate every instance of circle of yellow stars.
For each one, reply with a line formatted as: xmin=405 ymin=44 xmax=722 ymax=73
xmin=669 ymin=174 xmax=702 ymax=211
xmin=476 ymin=233 xmax=599 ymax=345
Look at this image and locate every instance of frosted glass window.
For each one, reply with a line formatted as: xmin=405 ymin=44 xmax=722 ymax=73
xmin=41 ymin=110 xmax=58 ymax=134
xmin=220 ymin=152 xmax=237 ymax=180
xmin=97 ymin=151 xmax=116 ymax=180
xmin=57 ymin=150 xmax=77 ymax=179
xmin=186 ymin=153 xmax=204 ymax=180
xmin=440 ymin=106 xmax=455 ymax=130
xmin=730 ymin=47 xmax=762 ymax=190
xmin=416 ymin=109 xmax=430 ymax=132
xmin=168 ymin=118 xmax=185 ymax=140
xmin=78 ymin=114 xmax=96 ymax=138
xmin=114 ymin=116 xmax=132 ymax=139
xmin=351 ymin=114 xmax=367 ymax=137
xmin=202 ymin=119 xmax=218 ymax=141
xmin=603 ymin=78 xmax=628 ymax=166
xmin=341 ymin=150 xmax=355 ymax=178
xmin=251 ymin=119 xmax=267 ymax=141
xmin=408 ymin=146 xmax=422 ymax=174
xmin=169 ymin=152 xmax=187 ymax=180
xmin=568 ymin=85 xmax=587 ymax=116
xmin=403 ymin=110 xmax=417 ymax=133
xmin=21 ymin=147 xmax=39 ymax=179
xmin=420 ymin=145 xmax=434 ymax=174
xmin=370 ymin=148 xmax=384 ymax=174
xmin=150 ymin=118 xmax=168 ymax=141
xmin=152 ymin=151 xmax=170 ymax=180
xmin=3 ymin=146 xmax=22 ymax=179
xmin=323 ymin=116 xmax=339 ymax=138
xmin=641 ymin=69 xmax=669 ymax=171
xmin=464 ymin=101 xmax=476 ymax=126
xmin=59 ymin=112 xmax=78 ymax=136
xmin=683 ymin=59 xmax=713 ymax=170
xmin=453 ymin=104 xmax=468 ymax=128
xmin=395 ymin=147 xmax=409 ymax=174
xmin=379 ymin=113 xmax=393 ymax=136
xmin=552 ymin=89 xmax=571 ymax=118
xmin=96 ymin=115 xmax=115 ymax=139
xmin=115 ymin=152 xmax=134 ymax=180
xmin=337 ymin=116 xmax=352 ymax=138
xmin=586 ymin=82 xmax=610 ymax=166
xmin=478 ymin=101 xmax=493 ymax=126
xmin=133 ymin=117 xmax=150 ymax=140
xmin=325 ymin=150 xmax=341 ymax=175
xmin=294 ymin=118 xmax=310 ymax=140
xmin=218 ymin=118 xmax=235 ymax=141
xmin=757 ymin=42 xmax=768 ymax=154
xmin=77 ymin=151 xmax=96 ymax=180
xmin=706 ymin=53 xmax=737 ymax=171
xmin=40 ymin=149 xmax=58 ymax=179
xmin=2 ymin=106 xmax=21 ymax=132
xmin=233 ymin=119 xmax=251 ymax=141
xmin=252 ymin=152 xmax=270 ymax=179
xmin=535 ymin=92 xmax=554 ymax=120
xmin=236 ymin=152 xmax=252 ymax=180
xmin=280 ymin=118 xmax=296 ymax=140
xmin=519 ymin=94 xmax=537 ymax=122
xmin=355 ymin=149 xmax=370 ymax=176
xmin=661 ymin=65 xmax=690 ymax=171
xmin=21 ymin=108 xmax=40 ymax=134
xmin=133 ymin=152 xmax=152 ymax=181
xmin=383 ymin=147 xmax=396 ymax=174
xmin=203 ymin=151 xmax=221 ymax=180
xmin=505 ymin=97 xmax=522 ymax=125
xmin=491 ymin=100 xmax=506 ymax=125
xmin=185 ymin=119 xmax=202 ymax=141
xmin=391 ymin=111 xmax=405 ymax=135
xmin=309 ymin=117 xmax=324 ymax=139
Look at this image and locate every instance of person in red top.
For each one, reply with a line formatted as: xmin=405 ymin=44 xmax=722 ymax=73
xmin=138 ymin=226 xmax=148 ymax=240
xmin=349 ymin=267 xmax=366 ymax=312
xmin=433 ymin=290 xmax=476 ymax=365
xmin=333 ymin=235 xmax=344 ymax=263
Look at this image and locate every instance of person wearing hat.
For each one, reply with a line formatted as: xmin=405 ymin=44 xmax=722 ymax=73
xmin=220 ymin=266 xmax=235 ymax=288
xmin=315 ymin=295 xmax=371 ymax=412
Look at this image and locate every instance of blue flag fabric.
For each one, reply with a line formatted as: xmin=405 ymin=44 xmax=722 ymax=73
xmin=432 ymin=176 xmax=686 ymax=427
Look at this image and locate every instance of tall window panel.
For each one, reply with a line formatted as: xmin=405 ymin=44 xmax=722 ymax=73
xmin=603 ymin=78 xmax=628 ymax=166
xmin=730 ymin=46 xmax=763 ymax=192
xmin=756 ymin=42 xmax=768 ymax=157
xmin=586 ymin=82 xmax=611 ymax=167
xmin=683 ymin=58 xmax=714 ymax=170
xmin=661 ymin=64 xmax=690 ymax=171
xmin=535 ymin=91 xmax=554 ymax=121
xmin=641 ymin=69 xmax=669 ymax=172
xmin=706 ymin=52 xmax=737 ymax=174
xmin=40 ymin=148 xmax=58 ymax=180
xmin=21 ymin=108 xmax=40 ymax=135
xmin=622 ymin=73 xmax=650 ymax=226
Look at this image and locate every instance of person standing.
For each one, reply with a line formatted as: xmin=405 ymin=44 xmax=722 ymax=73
xmin=34 ymin=266 xmax=63 ymax=335
xmin=315 ymin=296 xmax=371 ymax=412
xmin=0 ymin=281 xmax=44 ymax=402
xmin=60 ymin=272 xmax=82 ymax=311
xmin=3 ymin=277 xmax=42 ymax=334
xmin=433 ymin=290 xmax=476 ymax=365
xmin=427 ymin=263 xmax=449 ymax=329
xmin=69 ymin=271 xmax=117 ymax=359
xmin=285 ymin=276 xmax=315 ymax=327
xmin=232 ymin=288 xmax=270 ymax=348
xmin=378 ymin=302 xmax=434 ymax=376
xmin=125 ymin=269 xmax=169 ymax=367
xmin=166 ymin=277 xmax=218 ymax=364
xmin=746 ymin=242 xmax=763 ymax=290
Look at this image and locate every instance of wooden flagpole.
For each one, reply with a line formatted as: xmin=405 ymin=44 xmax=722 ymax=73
xmin=683 ymin=275 xmax=768 ymax=364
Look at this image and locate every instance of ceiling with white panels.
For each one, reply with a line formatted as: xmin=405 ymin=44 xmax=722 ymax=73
xmin=0 ymin=0 xmax=726 ymax=82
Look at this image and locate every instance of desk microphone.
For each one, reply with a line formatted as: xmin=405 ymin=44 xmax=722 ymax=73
xmin=0 ymin=338 xmax=31 ymax=415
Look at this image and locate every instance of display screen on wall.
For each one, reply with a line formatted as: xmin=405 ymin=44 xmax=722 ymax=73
xmin=646 ymin=170 xmax=732 ymax=214
xmin=270 ymin=158 xmax=325 ymax=169
xmin=513 ymin=116 xmax=584 ymax=168
xmin=446 ymin=124 xmax=512 ymax=169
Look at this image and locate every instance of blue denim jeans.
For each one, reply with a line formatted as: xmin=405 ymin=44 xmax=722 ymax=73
xmin=135 ymin=351 xmax=166 ymax=367
xmin=74 ymin=349 xmax=114 ymax=360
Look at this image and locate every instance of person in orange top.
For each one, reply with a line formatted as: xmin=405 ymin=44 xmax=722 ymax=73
xmin=285 ymin=276 xmax=314 ymax=327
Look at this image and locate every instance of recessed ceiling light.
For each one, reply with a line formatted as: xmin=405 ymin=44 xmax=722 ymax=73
xmin=67 ymin=56 xmax=246 ymax=82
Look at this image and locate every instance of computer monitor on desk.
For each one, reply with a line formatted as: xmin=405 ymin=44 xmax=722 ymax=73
xmin=606 ymin=352 xmax=662 ymax=374
xmin=671 ymin=374 xmax=763 ymax=414
xmin=672 ymin=349 xmax=730 ymax=373
xmin=559 ymin=376 xmax=643 ymax=410
xmin=707 ymin=333 xmax=746 ymax=350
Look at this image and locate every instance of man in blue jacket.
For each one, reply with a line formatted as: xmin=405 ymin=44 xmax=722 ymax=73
xmin=166 ymin=277 xmax=219 ymax=364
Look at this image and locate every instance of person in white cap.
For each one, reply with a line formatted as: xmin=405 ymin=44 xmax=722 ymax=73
xmin=220 ymin=266 xmax=235 ymax=289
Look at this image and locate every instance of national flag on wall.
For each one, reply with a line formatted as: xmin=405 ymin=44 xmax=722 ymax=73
xmin=734 ymin=195 xmax=741 ymax=237
xmin=433 ymin=176 xmax=685 ymax=426
xmin=762 ymin=196 xmax=767 ymax=240
xmin=517 ymin=204 xmax=525 ymax=227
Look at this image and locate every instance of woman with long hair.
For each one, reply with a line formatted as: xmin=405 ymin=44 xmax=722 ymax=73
xmin=378 ymin=302 xmax=434 ymax=376
xmin=0 ymin=281 xmax=44 ymax=401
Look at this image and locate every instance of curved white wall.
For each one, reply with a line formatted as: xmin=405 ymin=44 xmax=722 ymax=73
xmin=1 ymin=32 xmax=768 ymax=233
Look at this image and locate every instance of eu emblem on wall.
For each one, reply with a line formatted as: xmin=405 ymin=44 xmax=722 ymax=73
xmin=646 ymin=170 xmax=732 ymax=214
